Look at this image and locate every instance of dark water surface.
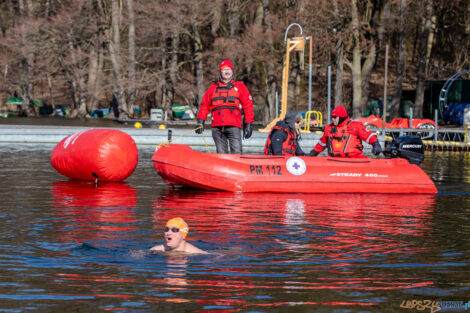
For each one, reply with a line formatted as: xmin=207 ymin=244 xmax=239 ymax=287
xmin=0 ymin=143 xmax=469 ymax=312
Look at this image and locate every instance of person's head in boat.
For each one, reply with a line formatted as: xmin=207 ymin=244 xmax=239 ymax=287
xmin=219 ymin=59 xmax=234 ymax=84
xmin=331 ymin=105 xmax=349 ymax=126
xmin=150 ymin=217 xmax=208 ymax=254
xmin=284 ymin=111 xmax=302 ymax=132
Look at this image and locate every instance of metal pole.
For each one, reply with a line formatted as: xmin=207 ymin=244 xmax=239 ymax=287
xmin=275 ymin=91 xmax=279 ymax=117
xmin=280 ymin=38 xmax=291 ymax=120
xmin=308 ymin=37 xmax=312 ymax=112
xmin=284 ymin=23 xmax=303 ymax=44
xmin=434 ymin=109 xmax=438 ymax=141
xmin=382 ymin=44 xmax=389 ymax=134
xmin=327 ymin=65 xmax=331 ymax=125
xmin=410 ymin=107 xmax=413 ymax=129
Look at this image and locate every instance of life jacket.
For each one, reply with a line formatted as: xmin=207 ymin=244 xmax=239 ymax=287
xmin=327 ymin=120 xmax=364 ymax=157
xmin=210 ymin=81 xmax=242 ymax=114
xmin=264 ymin=124 xmax=298 ymax=156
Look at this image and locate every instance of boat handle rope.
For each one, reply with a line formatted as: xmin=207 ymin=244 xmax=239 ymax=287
xmin=157 ymin=125 xmax=211 ymax=153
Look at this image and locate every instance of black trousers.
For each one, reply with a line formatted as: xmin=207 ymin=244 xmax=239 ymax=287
xmin=211 ymin=126 xmax=242 ymax=154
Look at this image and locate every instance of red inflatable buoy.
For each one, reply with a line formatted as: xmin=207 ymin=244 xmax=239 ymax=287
xmin=51 ymin=129 xmax=138 ymax=182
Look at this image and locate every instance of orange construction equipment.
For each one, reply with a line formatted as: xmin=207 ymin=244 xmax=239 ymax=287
xmin=260 ymin=23 xmax=307 ymax=132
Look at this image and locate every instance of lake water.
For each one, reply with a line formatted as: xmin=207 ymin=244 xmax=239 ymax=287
xmin=0 ymin=143 xmax=469 ymax=312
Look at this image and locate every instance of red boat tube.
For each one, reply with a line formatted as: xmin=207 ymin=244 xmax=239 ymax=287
xmin=51 ymin=129 xmax=138 ymax=182
xmin=152 ymin=144 xmax=437 ymax=194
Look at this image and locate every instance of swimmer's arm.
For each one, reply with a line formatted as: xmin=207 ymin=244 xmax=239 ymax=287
xmin=149 ymin=244 xmax=165 ymax=252
xmin=186 ymin=243 xmax=209 ymax=254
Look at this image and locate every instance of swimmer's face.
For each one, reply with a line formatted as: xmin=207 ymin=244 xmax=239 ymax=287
xmin=164 ymin=226 xmax=184 ymax=249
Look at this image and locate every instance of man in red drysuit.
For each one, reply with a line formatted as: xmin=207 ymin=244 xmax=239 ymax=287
xmin=195 ymin=59 xmax=255 ymax=154
xmin=310 ymin=105 xmax=382 ymax=158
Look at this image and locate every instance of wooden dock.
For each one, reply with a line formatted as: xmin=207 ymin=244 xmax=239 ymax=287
xmin=422 ymin=140 xmax=470 ymax=152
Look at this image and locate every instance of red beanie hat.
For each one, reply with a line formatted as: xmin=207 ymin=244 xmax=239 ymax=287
xmin=219 ymin=59 xmax=234 ymax=72
xmin=332 ymin=105 xmax=348 ymax=117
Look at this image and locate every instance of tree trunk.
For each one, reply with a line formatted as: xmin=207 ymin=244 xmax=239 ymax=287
xmin=360 ymin=45 xmax=377 ymax=115
xmin=229 ymin=0 xmax=240 ymax=38
xmin=361 ymin=0 xmax=388 ymax=115
xmin=288 ymin=54 xmax=301 ymax=112
xmin=425 ymin=14 xmax=436 ymax=75
xmin=333 ymin=0 xmax=343 ymax=107
xmin=126 ymin=0 xmax=136 ymax=109
xmin=18 ymin=0 xmax=34 ymax=116
xmin=350 ymin=0 xmax=362 ymax=118
xmin=414 ymin=0 xmax=433 ymax=118
xmin=193 ymin=22 xmax=205 ymax=106
xmin=47 ymin=74 xmax=54 ymax=107
xmin=67 ymin=34 xmax=87 ymax=117
xmin=87 ymin=45 xmax=104 ymax=112
xmin=244 ymin=0 xmax=264 ymax=77
xmin=165 ymin=33 xmax=179 ymax=110
xmin=264 ymin=0 xmax=276 ymax=122
xmin=335 ymin=41 xmax=343 ymax=107
xmin=390 ymin=0 xmax=406 ymax=119
xmin=87 ymin=49 xmax=99 ymax=112
xmin=108 ymin=0 xmax=129 ymax=117
xmin=211 ymin=0 xmax=224 ymax=37
xmin=466 ymin=1 xmax=470 ymax=36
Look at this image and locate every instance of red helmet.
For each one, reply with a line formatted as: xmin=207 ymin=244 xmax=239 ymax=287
xmin=332 ymin=105 xmax=348 ymax=117
xmin=219 ymin=59 xmax=234 ymax=72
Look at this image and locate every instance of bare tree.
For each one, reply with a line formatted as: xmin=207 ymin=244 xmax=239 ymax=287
xmin=390 ymin=0 xmax=407 ymax=119
xmin=127 ymin=0 xmax=136 ymax=110
xmin=346 ymin=0 xmax=363 ymax=118
xmin=18 ymin=0 xmax=35 ymax=115
xmin=333 ymin=0 xmax=343 ymax=107
xmin=108 ymin=0 xmax=129 ymax=117
xmin=229 ymin=0 xmax=240 ymax=38
xmin=0 ymin=0 xmax=468 ymax=122
xmin=211 ymin=0 xmax=224 ymax=37
xmin=414 ymin=0 xmax=434 ymax=118
xmin=264 ymin=0 xmax=277 ymax=122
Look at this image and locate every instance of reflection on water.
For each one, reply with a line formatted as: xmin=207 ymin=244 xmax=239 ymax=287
xmin=52 ymin=181 xmax=138 ymax=245
xmin=152 ymin=191 xmax=437 ymax=296
xmin=0 ymin=145 xmax=469 ymax=312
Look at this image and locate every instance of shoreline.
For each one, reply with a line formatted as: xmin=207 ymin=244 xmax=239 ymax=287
xmin=0 ymin=123 xmax=325 ymax=151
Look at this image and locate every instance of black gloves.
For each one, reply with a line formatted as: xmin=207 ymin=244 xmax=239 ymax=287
xmin=195 ymin=119 xmax=204 ymax=134
xmin=309 ymin=150 xmax=319 ymax=156
xmin=244 ymin=123 xmax=253 ymax=139
xmin=372 ymin=141 xmax=382 ymax=155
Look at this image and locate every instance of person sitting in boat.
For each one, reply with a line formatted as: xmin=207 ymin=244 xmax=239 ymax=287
xmin=309 ymin=105 xmax=382 ymax=158
xmin=264 ymin=111 xmax=306 ymax=156
xmin=195 ymin=59 xmax=255 ymax=154
xmin=150 ymin=217 xmax=208 ymax=254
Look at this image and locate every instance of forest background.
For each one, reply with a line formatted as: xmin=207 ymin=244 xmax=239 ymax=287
xmin=0 ymin=0 xmax=468 ymax=121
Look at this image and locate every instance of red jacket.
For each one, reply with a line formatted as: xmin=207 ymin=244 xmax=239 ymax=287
xmin=197 ymin=79 xmax=254 ymax=128
xmin=313 ymin=117 xmax=378 ymax=158
xmin=264 ymin=124 xmax=298 ymax=156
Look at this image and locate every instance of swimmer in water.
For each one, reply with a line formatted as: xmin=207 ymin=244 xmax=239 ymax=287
xmin=150 ymin=217 xmax=208 ymax=254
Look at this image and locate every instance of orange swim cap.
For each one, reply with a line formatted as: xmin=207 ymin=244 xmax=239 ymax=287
xmin=166 ymin=217 xmax=189 ymax=238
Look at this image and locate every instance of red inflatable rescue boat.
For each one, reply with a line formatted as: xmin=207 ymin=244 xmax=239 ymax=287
xmin=152 ymin=144 xmax=437 ymax=194
xmin=51 ymin=129 xmax=138 ymax=182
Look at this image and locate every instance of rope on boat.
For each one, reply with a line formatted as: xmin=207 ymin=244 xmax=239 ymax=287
xmin=201 ymin=131 xmax=211 ymax=153
xmin=157 ymin=125 xmax=211 ymax=153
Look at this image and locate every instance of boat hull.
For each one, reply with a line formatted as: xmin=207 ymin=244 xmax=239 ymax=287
xmin=152 ymin=144 xmax=437 ymax=194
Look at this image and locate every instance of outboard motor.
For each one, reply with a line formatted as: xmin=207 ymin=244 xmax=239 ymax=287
xmin=383 ymin=135 xmax=425 ymax=165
